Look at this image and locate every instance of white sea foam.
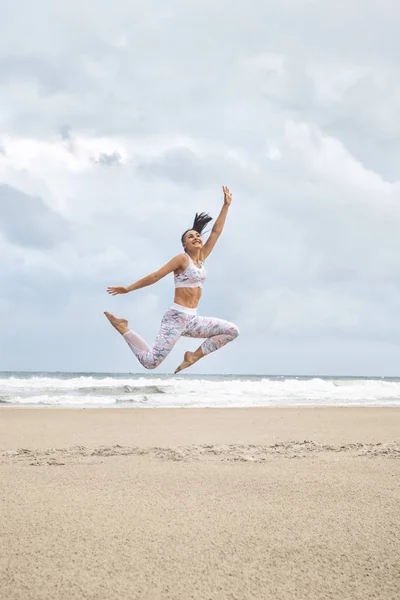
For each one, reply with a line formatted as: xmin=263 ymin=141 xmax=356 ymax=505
xmin=1 ymin=373 xmax=400 ymax=407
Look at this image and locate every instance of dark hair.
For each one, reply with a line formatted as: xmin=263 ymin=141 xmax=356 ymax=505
xmin=181 ymin=212 xmax=213 ymax=247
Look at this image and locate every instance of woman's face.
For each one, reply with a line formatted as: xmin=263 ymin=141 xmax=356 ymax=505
xmin=183 ymin=230 xmax=203 ymax=252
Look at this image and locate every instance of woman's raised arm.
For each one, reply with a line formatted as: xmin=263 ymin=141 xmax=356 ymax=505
xmin=201 ymin=186 xmax=232 ymax=261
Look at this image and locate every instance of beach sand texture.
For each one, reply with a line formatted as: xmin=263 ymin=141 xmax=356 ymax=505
xmin=1 ymin=407 xmax=400 ymax=600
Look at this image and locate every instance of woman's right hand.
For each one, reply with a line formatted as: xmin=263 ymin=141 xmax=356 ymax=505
xmin=107 ymin=286 xmax=129 ymax=295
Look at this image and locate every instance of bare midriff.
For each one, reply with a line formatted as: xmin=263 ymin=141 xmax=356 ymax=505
xmin=174 ymin=287 xmax=202 ymax=309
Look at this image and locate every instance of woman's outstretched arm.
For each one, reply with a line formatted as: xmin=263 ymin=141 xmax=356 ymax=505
xmin=107 ymin=254 xmax=187 ymax=295
xmin=201 ymin=186 xmax=232 ymax=260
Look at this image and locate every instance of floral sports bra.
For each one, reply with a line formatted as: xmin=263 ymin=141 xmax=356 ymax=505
xmin=174 ymin=255 xmax=207 ymax=289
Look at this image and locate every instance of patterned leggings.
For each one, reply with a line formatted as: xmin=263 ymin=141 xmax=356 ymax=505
xmin=123 ymin=307 xmax=239 ymax=370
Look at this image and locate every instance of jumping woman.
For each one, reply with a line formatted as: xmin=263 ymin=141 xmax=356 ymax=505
xmin=105 ymin=186 xmax=239 ymax=374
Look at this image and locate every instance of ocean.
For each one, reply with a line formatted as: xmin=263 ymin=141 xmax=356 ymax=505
xmin=1 ymin=372 xmax=400 ymax=408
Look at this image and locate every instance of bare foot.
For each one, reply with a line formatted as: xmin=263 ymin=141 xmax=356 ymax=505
xmin=104 ymin=312 xmax=129 ymax=335
xmin=174 ymin=351 xmax=199 ymax=374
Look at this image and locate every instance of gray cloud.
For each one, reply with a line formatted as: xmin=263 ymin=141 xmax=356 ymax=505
xmin=1 ymin=1 xmax=400 ymax=374
xmin=0 ymin=185 xmax=71 ymax=249
xmin=94 ymin=152 xmax=122 ymax=167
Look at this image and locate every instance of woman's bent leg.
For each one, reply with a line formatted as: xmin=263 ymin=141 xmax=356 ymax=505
xmin=174 ymin=315 xmax=239 ymax=373
xmin=183 ymin=315 xmax=240 ymax=356
xmin=124 ymin=309 xmax=188 ymax=370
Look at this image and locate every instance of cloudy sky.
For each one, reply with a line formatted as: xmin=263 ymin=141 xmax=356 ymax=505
xmin=1 ymin=0 xmax=400 ymax=375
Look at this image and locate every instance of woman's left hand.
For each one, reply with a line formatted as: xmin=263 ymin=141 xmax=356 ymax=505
xmin=222 ymin=185 xmax=232 ymax=206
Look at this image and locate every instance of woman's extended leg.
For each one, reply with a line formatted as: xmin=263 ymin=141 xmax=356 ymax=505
xmin=105 ymin=309 xmax=189 ymax=370
xmin=175 ymin=315 xmax=239 ymax=373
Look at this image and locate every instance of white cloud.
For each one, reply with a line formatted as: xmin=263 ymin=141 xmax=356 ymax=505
xmin=1 ymin=0 xmax=400 ymax=374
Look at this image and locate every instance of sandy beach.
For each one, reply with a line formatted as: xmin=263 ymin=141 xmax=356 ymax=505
xmin=1 ymin=407 xmax=400 ymax=600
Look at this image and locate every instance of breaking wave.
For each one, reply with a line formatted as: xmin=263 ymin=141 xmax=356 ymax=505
xmin=1 ymin=372 xmax=400 ymax=407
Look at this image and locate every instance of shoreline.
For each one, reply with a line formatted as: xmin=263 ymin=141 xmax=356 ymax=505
xmin=1 ymin=406 xmax=399 ymax=450
xmin=3 ymin=404 xmax=400 ymax=409
xmin=2 ymin=403 xmax=400 ymax=406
